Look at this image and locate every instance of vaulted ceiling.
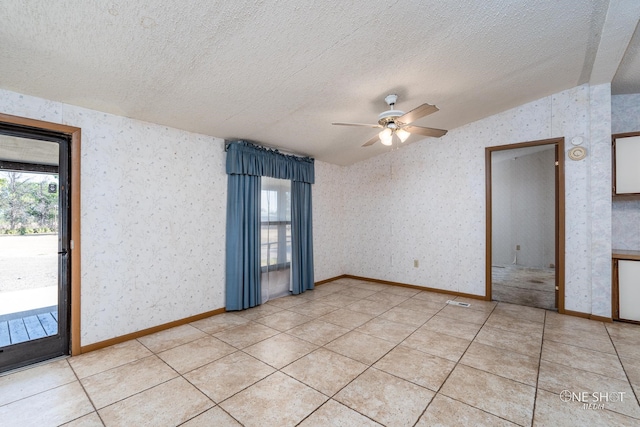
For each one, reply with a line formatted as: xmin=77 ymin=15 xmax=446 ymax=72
xmin=1 ymin=1 xmax=639 ymax=165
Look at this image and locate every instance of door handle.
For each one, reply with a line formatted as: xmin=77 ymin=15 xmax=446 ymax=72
xmin=58 ymin=250 xmax=68 ymax=255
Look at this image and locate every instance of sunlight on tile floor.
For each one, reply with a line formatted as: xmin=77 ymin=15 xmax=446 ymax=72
xmin=1 ymin=278 xmax=639 ymax=426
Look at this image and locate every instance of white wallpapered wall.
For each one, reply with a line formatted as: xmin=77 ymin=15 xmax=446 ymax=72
xmin=587 ymin=84 xmax=612 ymax=317
xmin=0 ymin=88 xmax=351 ymax=345
xmin=0 ymin=89 xmax=228 ymax=345
xmin=342 ymin=84 xmax=612 ymax=316
xmin=0 ymin=83 xmax=618 ymax=345
xmin=611 ymin=94 xmax=640 ymax=251
xmin=313 ymin=161 xmax=347 ymax=282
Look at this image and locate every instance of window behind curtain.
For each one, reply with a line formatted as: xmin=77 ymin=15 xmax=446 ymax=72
xmin=260 ymin=177 xmax=291 ymax=302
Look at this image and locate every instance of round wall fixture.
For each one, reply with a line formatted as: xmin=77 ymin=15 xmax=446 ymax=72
xmin=568 ymin=146 xmax=587 ymax=161
xmin=571 ymin=136 xmax=584 ymax=146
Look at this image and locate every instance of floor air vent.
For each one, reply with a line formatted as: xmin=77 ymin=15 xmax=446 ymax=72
xmin=446 ymin=300 xmax=471 ymax=308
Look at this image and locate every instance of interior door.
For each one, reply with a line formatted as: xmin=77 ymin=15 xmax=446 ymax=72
xmin=0 ymin=125 xmax=70 ymax=373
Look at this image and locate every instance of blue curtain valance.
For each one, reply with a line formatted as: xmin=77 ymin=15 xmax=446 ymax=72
xmin=226 ymin=140 xmax=315 ymax=184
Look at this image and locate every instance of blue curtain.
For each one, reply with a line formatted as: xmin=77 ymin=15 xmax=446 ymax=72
xmin=226 ymin=141 xmax=314 ymax=183
xmin=291 ymin=181 xmax=314 ymax=294
xmin=225 ymin=174 xmax=261 ymax=310
xmin=225 ymin=141 xmax=315 ymax=310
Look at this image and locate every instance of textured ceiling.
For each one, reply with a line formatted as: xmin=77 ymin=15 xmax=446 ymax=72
xmin=613 ymin=20 xmax=640 ymax=94
xmin=0 ymin=1 xmax=638 ymax=165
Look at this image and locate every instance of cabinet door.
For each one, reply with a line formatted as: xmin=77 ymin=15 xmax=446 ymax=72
xmin=619 ymin=260 xmax=640 ymax=322
xmin=615 ymin=135 xmax=640 ymax=194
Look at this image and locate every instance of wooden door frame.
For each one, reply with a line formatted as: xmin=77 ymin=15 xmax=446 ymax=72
xmin=0 ymin=113 xmax=81 ymax=355
xmin=485 ymin=137 xmax=565 ymax=313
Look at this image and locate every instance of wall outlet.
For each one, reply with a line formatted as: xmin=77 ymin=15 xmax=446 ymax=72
xmin=516 ymin=245 xmax=521 ymax=250
xmin=414 ymin=259 xmax=419 ymax=268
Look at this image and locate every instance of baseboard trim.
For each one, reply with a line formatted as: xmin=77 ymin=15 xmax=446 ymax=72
xmin=314 ymin=275 xmax=347 ymax=286
xmin=563 ymin=309 xmax=612 ymax=323
xmin=591 ymin=314 xmax=613 ymax=323
xmin=79 ymin=307 xmax=226 ymax=354
xmin=341 ymin=274 xmax=487 ymax=301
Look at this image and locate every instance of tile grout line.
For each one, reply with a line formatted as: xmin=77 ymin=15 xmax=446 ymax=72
xmin=292 ymin=396 xmax=380 ymax=427
xmin=540 ymin=318 xmax=640 ymax=421
xmin=529 ymin=309 xmax=548 ymax=427
xmin=278 ymin=284 xmax=437 ymax=425
xmin=456 ymin=312 xmax=549 ymax=389
xmin=287 ymin=285 xmax=522 ymax=426
xmin=1 ymin=285 xmax=475 ymax=416
xmin=83 ymin=327 xmax=250 ymax=425
xmin=142 ymin=301 xmax=333 ymax=422
xmin=541 ymin=319 xmax=631 ymax=355
xmin=149 ymin=331 xmax=246 ymax=426
xmin=409 ymin=300 xmax=526 ymax=427
xmin=65 ymin=357 xmax=107 ymax=426
xmin=604 ymin=323 xmax=640 ymax=411
xmin=273 ymin=286 xmax=394 ymax=425
xmin=213 ymin=294 xmax=638 ymax=423
xmin=293 ymin=287 xmax=428 ymax=425
xmin=0 ymin=364 xmax=98 ymax=415
xmin=6 ymin=279 xmax=640 ymax=426
xmin=255 ymin=282 xmax=402 ymax=425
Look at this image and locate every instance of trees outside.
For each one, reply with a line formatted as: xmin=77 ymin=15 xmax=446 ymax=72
xmin=0 ymin=171 xmax=58 ymax=234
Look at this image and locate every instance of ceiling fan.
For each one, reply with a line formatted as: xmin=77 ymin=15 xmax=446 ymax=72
xmin=332 ymin=94 xmax=447 ymax=147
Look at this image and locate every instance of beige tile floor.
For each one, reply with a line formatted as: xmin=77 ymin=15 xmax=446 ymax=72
xmin=1 ymin=278 xmax=640 ymax=426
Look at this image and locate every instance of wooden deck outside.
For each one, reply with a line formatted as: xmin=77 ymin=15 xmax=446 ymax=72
xmin=0 ymin=311 xmax=58 ymax=346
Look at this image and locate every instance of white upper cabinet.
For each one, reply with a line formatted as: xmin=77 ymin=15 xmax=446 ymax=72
xmin=614 ymin=134 xmax=640 ymax=195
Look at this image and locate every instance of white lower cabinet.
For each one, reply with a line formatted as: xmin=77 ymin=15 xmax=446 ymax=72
xmin=618 ymin=260 xmax=640 ymax=322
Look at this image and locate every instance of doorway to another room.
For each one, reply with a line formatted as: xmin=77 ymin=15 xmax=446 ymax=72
xmin=486 ymin=138 xmax=565 ymax=311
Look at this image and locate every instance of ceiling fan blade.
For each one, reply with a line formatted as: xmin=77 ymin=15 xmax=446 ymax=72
xmin=332 ymin=122 xmax=382 ymax=128
xmin=396 ymin=104 xmax=439 ymax=125
xmin=362 ymin=134 xmax=380 ymax=147
xmin=403 ymin=125 xmax=448 ymax=138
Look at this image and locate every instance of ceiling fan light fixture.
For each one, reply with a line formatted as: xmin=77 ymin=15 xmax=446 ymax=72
xmin=379 ymin=128 xmax=393 ymax=145
xmin=332 ymin=94 xmax=447 ymax=147
xmin=396 ymin=128 xmax=410 ymax=142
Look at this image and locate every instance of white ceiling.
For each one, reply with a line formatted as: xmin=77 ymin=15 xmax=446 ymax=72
xmin=1 ymin=1 xmax=638 ymax=165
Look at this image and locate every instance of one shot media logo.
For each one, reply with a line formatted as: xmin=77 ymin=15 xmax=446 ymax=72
xmin=559 ymin=390 xmax=627 ymax=410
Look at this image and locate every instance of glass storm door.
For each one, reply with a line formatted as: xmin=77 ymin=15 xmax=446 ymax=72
xmin=0 ymin=125 xmax=70 ymax=373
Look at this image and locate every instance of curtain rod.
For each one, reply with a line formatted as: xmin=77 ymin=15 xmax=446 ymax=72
xmin=224 ymin=139 xmax=312 ymax=159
